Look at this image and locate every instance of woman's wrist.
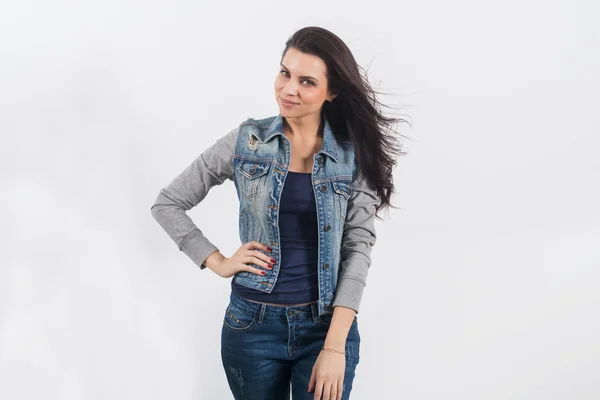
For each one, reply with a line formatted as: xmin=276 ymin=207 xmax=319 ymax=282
xmin=323 ymin=337 xmax=346 ymax=352
xmin=204 ymin=250 xmax=227 ymax=271
xmin=321 ymin=346 xmax=345 ymax=355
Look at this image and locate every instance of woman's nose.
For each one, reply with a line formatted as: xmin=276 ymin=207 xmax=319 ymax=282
xmin=282 ymin=81 xmax=299 ymax=96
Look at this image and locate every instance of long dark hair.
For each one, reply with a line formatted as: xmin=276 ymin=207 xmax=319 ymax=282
xmin=281 ymin=26 xmax=410 ymax=220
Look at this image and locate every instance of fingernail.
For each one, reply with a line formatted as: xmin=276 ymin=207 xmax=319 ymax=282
xmin=267 ymin=247 xmax=272 ymax=252
xmin=270 ymin=258 xmax=276 ymax=263
xmin=261 ymin=271 xmax=266 ymax=275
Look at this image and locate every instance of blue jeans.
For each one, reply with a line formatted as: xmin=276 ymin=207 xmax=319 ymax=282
xmin=221 ymin=291 xmax=361 ymax=399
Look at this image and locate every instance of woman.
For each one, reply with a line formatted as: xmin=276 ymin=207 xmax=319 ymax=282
xmin=151 ymin=26 xmax=404 ymax=400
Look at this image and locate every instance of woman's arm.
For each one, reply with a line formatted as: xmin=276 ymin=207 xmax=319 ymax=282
xmin=323 ymin=168 xmax=380 ymax=351
xmin=332 ymin=168 xmax=381 ymax=314
xmin=150 ymin=125 xmax=240 ymax=270
xmin=324 ymin=306 xmax=357 ymax=350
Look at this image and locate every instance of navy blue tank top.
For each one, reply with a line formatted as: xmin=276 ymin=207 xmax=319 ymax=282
xmin=231 ymin=171 xmax=319 ymax=303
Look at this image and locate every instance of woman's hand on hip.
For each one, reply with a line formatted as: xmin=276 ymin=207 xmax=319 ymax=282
xmin=209 ymin=241 xmax=275 ymax=278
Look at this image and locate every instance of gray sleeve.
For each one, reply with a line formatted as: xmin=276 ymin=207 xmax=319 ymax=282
xmin=150 ymin=125 xmax=240 ymax=270
xmin=332 ymin=168 xmax=381 ymax=314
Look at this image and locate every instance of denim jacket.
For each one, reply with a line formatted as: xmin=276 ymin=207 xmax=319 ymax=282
xmin=151 ymin=113 xmax=380 ymax=316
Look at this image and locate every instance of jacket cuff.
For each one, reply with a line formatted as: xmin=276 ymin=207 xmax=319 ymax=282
xmin=332 ymin=277 xmax=366 ymax=314
xmin=179 ymin=229 xmax=219 ymax=270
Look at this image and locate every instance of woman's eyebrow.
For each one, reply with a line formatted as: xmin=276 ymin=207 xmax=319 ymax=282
xmin=280 ymin=64 xmax=319 ymax=82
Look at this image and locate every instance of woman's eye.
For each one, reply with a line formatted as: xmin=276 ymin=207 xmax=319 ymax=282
xmin=280 ymin=71 xmax=314 ymax=86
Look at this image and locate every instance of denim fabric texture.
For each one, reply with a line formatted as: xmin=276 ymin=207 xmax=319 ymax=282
xmin=221 ymin=291 xmax=360 ymax=400
xmin=151 ymin=113 xmax=381 ymax=316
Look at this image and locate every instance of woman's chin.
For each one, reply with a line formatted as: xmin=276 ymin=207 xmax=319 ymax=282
xmin=278 ymin=106 xmax=296 ymax=116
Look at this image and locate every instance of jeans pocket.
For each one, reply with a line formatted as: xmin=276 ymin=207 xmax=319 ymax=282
xmin=317 ymin=312 xmax=333 ymax=325
xmin=223 ymin=303 xmax=257 ymax=332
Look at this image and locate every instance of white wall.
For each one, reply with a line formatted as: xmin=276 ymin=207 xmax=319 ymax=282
xmin=1 ymin=1 xmax=598 ymax=399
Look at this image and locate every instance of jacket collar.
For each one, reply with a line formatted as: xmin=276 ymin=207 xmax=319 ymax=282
xmin=259 ymin=113 xmax=340 ymax=162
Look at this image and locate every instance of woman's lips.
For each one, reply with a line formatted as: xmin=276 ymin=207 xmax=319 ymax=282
xmin=280 ymin=97 xmax=299 ymax=107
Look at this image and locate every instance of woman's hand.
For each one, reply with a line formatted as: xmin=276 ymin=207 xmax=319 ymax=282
xmin=307 ymin=348 xmax=346 ymax=400
xmin=210 ymin=241 xmax=275 ymax=278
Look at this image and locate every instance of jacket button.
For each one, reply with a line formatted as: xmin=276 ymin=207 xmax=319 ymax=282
xmin=324 ymin=224 xmax=331 ymax=232
xmin=288 ymin=310 xmax=294 ymax=316
xmin=322 ymin=262 xmax=329 ymax=270
xmin=325 ymin=305 xmax=332 ymax=311
xmin=320 ymin=185 xmax=328 ymax=192
xmin=317 ymin=156 xmax=323 ymax=165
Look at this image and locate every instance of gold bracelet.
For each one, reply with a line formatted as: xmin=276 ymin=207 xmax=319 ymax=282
xmin=322 ymin=346 xmax=345 ymax=355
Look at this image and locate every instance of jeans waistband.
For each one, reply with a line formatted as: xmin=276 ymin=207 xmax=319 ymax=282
xmin=229 ymin=291 xmax=320 ymax=323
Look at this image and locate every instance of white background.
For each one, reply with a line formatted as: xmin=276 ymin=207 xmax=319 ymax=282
xmin=1 ymin=1 xmax=599 ymax=399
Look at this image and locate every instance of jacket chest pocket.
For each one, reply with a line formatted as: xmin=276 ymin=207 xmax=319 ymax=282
xmin=332 ymin=179 xmax=352 ymax=222
xmin=236 ymin=159 xmax=271 ymax=200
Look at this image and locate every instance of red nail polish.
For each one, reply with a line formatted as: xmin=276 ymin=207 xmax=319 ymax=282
xmin=261 ymin=271 xmax=266 ymax=275
xmin=267 ymin=247 xmax=272 ymax=252
xmin=270 ymin=258 xmax=276 ymax=263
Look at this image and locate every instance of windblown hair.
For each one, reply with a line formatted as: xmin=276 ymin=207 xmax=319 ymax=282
xmin=282 ymin=26 xmax=410 ymax=220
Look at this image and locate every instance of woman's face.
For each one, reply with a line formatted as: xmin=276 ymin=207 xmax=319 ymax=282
xmin=274 ymin=47 xmax=336 ymax=117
